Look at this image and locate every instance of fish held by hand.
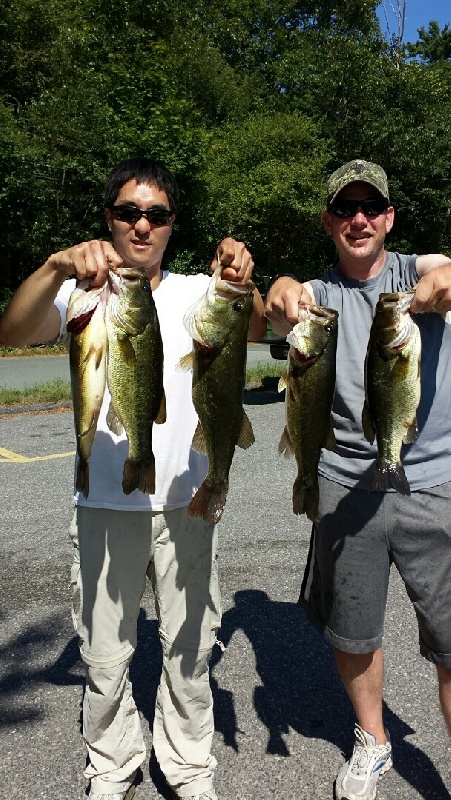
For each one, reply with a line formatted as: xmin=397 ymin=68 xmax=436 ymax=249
xmin=362 ymin=291 xmax=421 ymax=494
xmin=106 ymin=268 xmax=166 ymax=496
xmin=278 ymin=304 xmax=338 ymax=521
xmin=67 ymin=280 xmax=108 ymax=498
xmin=178 ymin=266 xmax=255 ymax=523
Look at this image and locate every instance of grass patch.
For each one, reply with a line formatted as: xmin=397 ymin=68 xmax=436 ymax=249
xmin=0 ymin=363 xmax=286 ymax=408
xmin=0 ymin=378 xmax=72 ymax=408
xmin=246 ymin=362 xmax=285 ymax=386
xmin=0 ymin=343 xmax=67 ymax=357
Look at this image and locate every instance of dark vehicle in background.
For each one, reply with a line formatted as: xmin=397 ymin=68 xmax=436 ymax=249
xmin=261 ymin=276 xmax=289 ymax=360
xmin=261 ymin=325 xmax=289 ymax=360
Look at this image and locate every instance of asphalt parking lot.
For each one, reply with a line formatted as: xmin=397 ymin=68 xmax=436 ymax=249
xmin=1 ymin=386 xmax=450 ymax=799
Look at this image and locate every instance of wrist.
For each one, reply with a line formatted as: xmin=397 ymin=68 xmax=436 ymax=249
xmin=45 ymin=252 xmax=73 ymax=281
xmin=266 ymin=273 xmax=298 ymax=293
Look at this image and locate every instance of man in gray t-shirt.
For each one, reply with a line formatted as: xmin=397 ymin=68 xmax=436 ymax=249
xmin=266 ymin=160 xmax=451 ymax=800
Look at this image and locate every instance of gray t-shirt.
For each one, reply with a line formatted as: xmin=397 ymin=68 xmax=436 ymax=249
xmin=310 ymin=251 xmax=451 ymax=491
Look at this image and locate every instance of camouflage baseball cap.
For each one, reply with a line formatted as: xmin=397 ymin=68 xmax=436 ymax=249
xmin=327 ymin=159 xmax=390 ymax=205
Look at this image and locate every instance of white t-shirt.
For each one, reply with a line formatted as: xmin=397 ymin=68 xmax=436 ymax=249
xmin=56 ymin=270 xmax=210 ymax=510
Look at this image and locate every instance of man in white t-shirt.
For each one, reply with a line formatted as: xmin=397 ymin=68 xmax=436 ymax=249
xmin=0 ymin=157 xmax=266 ymax=800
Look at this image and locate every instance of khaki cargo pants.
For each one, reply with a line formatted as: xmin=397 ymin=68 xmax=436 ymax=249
xmin=69 ymin=505 xmax=221 ymax=797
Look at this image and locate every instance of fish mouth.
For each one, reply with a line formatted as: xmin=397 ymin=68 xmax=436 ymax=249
xmin=117 ymin=266 xmax=147 ymax=279
xmin=375 ymin=291 xmax=415 ymax=329
xmin=214 ymin=278 xmax=255 ymax=299
xmin=115 ymin=266 xmax=149 ymax=290
xmin=209 ymin=264 xmax=255 ymax=301
xmin=287 ymin=304 xmax=337 ymax=359
xmin=378 ymin=291 xmax=415 ymax=311
xmin=375 ymin=292 xmax=417 ymax=345
xmin=298 ymin=304 xmax=338 ymax=325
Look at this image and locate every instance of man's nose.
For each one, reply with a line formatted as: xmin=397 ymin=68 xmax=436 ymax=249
xmin=134 ymin=215 xmax=151 ymax=232
xmin=351 ymin=208 xmax=367 ymax=223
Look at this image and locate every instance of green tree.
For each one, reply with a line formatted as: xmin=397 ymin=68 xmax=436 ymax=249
xmin=1 ymin=0 xmax=450 ymax=300
xmin=407 ymin=21 xmax=451 ymax=63
xmin=197 ymin=111 xmax=332 ymax=285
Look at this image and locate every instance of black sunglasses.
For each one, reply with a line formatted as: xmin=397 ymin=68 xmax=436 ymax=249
xmin=328 ymin=197 xmax=389 ymax=218
xmin=111 ymin=204 xmax=174 ymax=226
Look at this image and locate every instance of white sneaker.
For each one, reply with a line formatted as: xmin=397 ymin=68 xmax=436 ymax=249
xmin=89 ymin=786 xmax=135 ymax=800
xmin=335 ymin=724 xmax=393 ymax=800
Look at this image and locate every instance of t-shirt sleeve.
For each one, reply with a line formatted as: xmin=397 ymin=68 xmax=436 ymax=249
xmin=309 ymin=278 xmax=328 ymax=306
xmin=402 ymin=254 xmax=419 ymax=287
xmin=54 ymin=278 xmax=76 ymax=342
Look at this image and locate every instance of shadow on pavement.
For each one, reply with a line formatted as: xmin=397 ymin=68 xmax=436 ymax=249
xmin=244 ymin=376 xmax=285 ymax=406
xmin=210 ymin=590 xmax=450 ymax=800
xmin=2 ymin=599 xmax=448 ymax=799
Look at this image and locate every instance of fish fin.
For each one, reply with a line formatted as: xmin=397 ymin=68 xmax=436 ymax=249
xmin=192 ymin=421 xmax=207 ymax=454
xmin=108 ymin=295 xmax=140 ymax=336
xmin=237 ymin=411 xmax=255 ymax=449
xmin=188 ymin=480 xmax=228 ymax=524
xmin=106 ymin=401 xmax=124 ymax=436
xmin=75 ymin=460 xmax=90 ymax=499
xmin=155 ymin=391 xmax=167 ymax=424
xmin=278 ymin=372 xmax=289 ymax=392
xmin=176 ymin=352 xmax=194 ymax=372
xmin=122 ymin=457 xmax=156 ymax=495
xmin=292 ymin=477 xmax=319 ymax=521
xmin=116 ymin=335 xmax=136 ymax=365
xmin=79 ymin=341 xmax=105 ymax=371
xmin=94 ymin=343 xmax=106 ymax=371
xmin=67 ymin=308 xmax=96 ymax=335
xmin=403 ymin=418 xmax=419 ymax=444
xmin=372 ymin=463 xmax=411 ymax=495
xmin=323 ymin=419 xmax=337 ymax=452
xmin=67 ymin=284 xmax=104 ymax=333
xmin=278 ymin=425 xmax=294 ymax=458
xmin=361 ymin=401 xmax=376 ymax=444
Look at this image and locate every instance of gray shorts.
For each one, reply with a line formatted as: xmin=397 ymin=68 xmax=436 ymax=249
xmin=299 ymin=474 xmax=451 ymax=667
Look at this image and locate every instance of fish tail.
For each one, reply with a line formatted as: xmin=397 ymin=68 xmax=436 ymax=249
xmin=122 ymin=457 xmax=156 ymax=495
xmin=372 ymin=463 xmax=411 ymax=495
xmin=188 ymin=480 xmax=228 ymax=524
xmin=305 ymin=484 xmax=319 ymax=522
xmin=76 ymin=460 xmax=90 ymax=498
xmin=292 ymin=478 xmax=319 ymax=521
xmin=292 ymin=476 xmax=306 ymax=516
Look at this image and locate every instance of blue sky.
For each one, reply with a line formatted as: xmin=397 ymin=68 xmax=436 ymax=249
xmin=377 ymin=0 xmax=450 ymax=43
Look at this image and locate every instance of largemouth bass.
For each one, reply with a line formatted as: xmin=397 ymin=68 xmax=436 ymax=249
xmin=278 ymin=305 xmax=338 ymax=521
xmin=106 ymin=268 xmax=166 ymax=495
xmin=67 ymin=280 xmax=108 ymax=498
xmin=362 ymin=291 xmax=421 ymax=494
xmin=178 ymin=266 xmax=255 ymax=524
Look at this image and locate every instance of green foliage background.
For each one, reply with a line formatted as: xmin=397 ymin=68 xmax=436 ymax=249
xmin=1 ymin=0 xmax=450 ymax=302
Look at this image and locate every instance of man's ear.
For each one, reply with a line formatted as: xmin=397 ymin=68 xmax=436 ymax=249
xmin=105 ymin=207 xmax=113 ymax=232
xmin=322 ymin=210 xmax=333 ymax=236
xmin=385 ymin=206 xmax=395 ymax=234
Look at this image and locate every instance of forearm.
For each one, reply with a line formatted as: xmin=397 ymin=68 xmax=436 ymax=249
xmin=0 ymin=239 xmax=119 ymax=347
xmin=247 ymin=288 xmax=266 ymax=341
xmin=411 ymin=256 xmax=451 ymax=314
xmin=0 ymin=256 xmax=68 ymax=347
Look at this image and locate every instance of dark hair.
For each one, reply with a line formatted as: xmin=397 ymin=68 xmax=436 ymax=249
xmin=104 ymin=157 xmax=179 ymax=212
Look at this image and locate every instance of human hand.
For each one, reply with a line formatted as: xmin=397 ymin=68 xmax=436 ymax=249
xmin=411 ymin=262 xmax=451 ymax=314
xmin=47 ymin=240 xmax=123 ymax=288
xmin=265 ymin=277 xmax=315 ymax=336
xmin=211 ymin=238 xmax=254 ymax=284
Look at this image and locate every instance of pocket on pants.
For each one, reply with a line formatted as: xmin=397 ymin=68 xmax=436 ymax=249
xmin=69 ymin=510 xmax=82 ymax=635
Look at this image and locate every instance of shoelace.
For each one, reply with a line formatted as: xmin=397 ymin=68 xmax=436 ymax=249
xmin=351 ymin=729 xmax=387 ymax=774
